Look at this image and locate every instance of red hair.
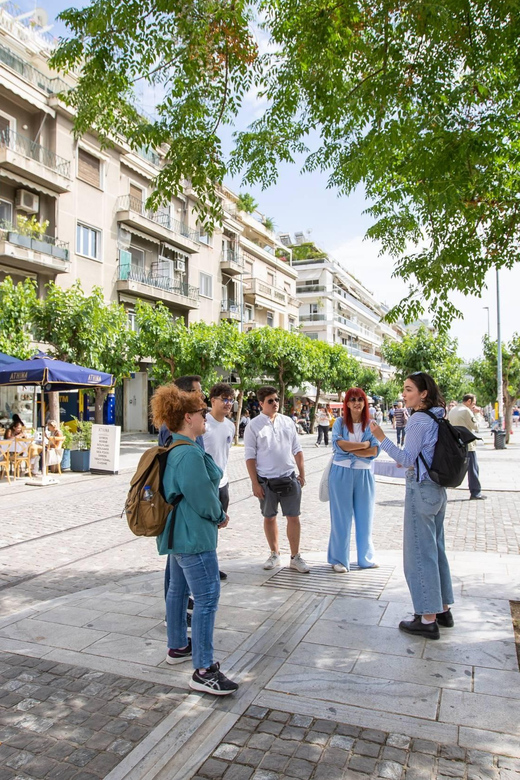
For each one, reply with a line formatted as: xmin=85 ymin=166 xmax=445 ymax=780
xmin=343 ymin=387 xmax=370 ymax=433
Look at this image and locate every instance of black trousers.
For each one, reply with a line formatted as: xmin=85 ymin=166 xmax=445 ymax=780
xmin=219 ymin=484 xmax=230 ymax=512
xmin=468 ymin=451 xmax=482 ymax=497
xmin=317 ymin=425 xmax=329 ymax=445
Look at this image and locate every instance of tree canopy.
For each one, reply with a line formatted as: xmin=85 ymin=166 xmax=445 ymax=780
xmin=470 ymin=335 xmax=520 ymax=441
xmin=51 ymin=0 xmax=520 ymax=326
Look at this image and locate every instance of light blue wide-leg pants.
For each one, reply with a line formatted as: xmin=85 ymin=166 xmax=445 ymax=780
xmin=327 ymin=464 xmax=377 ymax=569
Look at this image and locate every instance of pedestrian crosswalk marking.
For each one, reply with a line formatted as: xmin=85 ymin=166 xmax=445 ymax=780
xmin=262 ymin=563 xmax=394 ymax=598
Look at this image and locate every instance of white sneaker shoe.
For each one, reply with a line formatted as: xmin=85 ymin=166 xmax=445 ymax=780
xmin=263 ymin=552 xmax=281 ymax=570
xmin=332 ymin=563 xmax=348 ymax=573
xmin=290 ymin=554 xmax=310 ymax=573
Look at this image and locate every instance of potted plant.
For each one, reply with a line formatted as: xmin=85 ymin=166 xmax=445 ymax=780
xmin=60 ymin=425 xmax=74 ymax=470
xmin=69 ymin=418 xmax=92 ymax=472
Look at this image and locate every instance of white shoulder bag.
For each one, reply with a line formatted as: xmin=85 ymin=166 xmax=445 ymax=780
xmin=318 ymin=456 xmax=334 ymax=502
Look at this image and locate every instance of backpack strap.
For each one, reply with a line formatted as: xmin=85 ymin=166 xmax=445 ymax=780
xmin=414 ymin=409 xmax=440 ymax=481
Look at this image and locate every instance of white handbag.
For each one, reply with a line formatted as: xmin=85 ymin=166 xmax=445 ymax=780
xmin=318 ymin=457 xmax=333 ymax=502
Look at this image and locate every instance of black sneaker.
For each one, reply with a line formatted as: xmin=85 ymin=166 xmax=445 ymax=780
xmin=189 ymin=662 xmax=239 ymax=696
xmin=399 ymin=616 xmax=440 ymax=640
xmin=166 ymin=639 xmax=192 ymax=664
xmin=187 ymin=597 xmax=194 ymax=613
xmin=219 ymin=570 xmax=228 ymax=581
xmin=436 ymin=608 xmax=454 ymax=628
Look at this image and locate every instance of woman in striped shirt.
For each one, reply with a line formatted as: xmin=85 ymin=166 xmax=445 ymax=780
xmin=369 ymin=372 xmax=454 ymax=640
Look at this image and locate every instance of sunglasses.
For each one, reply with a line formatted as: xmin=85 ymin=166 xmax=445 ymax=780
xmin=194 ymin=408 xmax=208 ymax=418
xmin=220 ymin=397 xmax=234 ymax=405
xmin=348 ymin=397 xmax=364 ymax=403
xmin=266 ymin=398 xmax=280 ymax=404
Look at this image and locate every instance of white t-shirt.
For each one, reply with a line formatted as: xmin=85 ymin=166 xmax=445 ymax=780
xmin=351 ymin=422 xmax=363 ymax=442
xmin=203 ymin=414 xmax=235 ymax=488
xmin=244 ymin=412 xmax=302 ymax=479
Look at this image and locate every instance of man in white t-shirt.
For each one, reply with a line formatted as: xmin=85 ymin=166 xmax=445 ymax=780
xmin=204 ymin=382 xmax=236 ymax=517
xmin=244 ymin=386 xmax=309 ymax=573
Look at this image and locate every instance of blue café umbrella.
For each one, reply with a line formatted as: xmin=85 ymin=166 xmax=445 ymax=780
xmin=0 ymin=351 xmax=17 ymax=366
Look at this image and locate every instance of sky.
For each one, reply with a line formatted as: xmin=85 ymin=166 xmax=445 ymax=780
xmin=36 ymin=0 xmax=520 ymax=362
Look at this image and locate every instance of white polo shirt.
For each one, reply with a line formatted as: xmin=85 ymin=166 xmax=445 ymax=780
xmin=244 ymin=412 xmax=302 ymax=479
xmin=203 ymin=414 xmax=235 ymax=488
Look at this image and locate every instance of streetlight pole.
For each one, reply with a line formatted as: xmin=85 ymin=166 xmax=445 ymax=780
xmin=496 ymin=268 xmax=504 ymax=430
xmin=483 ymin=306 xmax=490 ymax=339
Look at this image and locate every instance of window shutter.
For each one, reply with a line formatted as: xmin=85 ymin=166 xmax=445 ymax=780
xmin=120 ymin=250 xmax=132 ymax=279
xmin=78 ymin=149 xmax=101 ymax=187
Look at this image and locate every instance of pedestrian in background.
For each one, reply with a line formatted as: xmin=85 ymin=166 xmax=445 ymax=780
xmin=244 ymin=386 xmax=309 ymax=572
xmin=151 ymin=384 xmax=238 ymax=695
xmin=315 ymin=405 xmax=330 ymax=447
xmin=369 ymin=372 xmax=454 ymax=640
xmin=388 ymin=404 xmax=396 ymax=428
xmin=448 ymin=394 xmax=486 ymax=500
xmin=393 ymin=401 xmax=409 ymax=446
xmin=327 ymin=388 xmax=380 ymax=573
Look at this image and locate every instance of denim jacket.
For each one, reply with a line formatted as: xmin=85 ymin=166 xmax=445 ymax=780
xmin=331 ymin=417 xmax=380 ymax=464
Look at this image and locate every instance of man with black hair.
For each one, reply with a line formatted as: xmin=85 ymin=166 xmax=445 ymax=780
xmin=244 ymin=386 xmax=309 ymax=573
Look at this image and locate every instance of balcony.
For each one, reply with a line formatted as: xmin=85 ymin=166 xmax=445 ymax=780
xmin=116 ymin=195 xmax=199 ymax=253
xmin=0 ymin=129 xmax=71 ymax=192
xmin=0 ymin=228 xmax=70 ymax=274
xmin=220 ymin=299 xmax=241 ymax=321
xmin=300 ymin=313 xmax=326 ymax=322
xmin=296 ymin=284 xmax=328 ymax=294
xmin=0 ymin=42 xmax=68 ymax=96
xmin=333 ymin=286 xmax=380 ymax=322
xmin=220 ymin=249 xmax=244 ymax=277
xmin=243 ymin=277 xmax=287 ymax=308
xmin=347 ymin=345 xmax=382 ymax=364
xmin=116 ymin=264 xmax=199 ymax=309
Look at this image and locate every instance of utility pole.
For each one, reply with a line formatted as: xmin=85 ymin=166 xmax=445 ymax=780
xmin=496 ymin=269 xmax=504 ymax=430
xmin=483 ymin=306 xmax=490 ymax=339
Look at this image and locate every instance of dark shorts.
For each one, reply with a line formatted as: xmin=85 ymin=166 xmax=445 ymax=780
xmin=219 ymin=484 xmax=230 ymax=513
xmin=257 ymin=473 xmax=301 ymax=518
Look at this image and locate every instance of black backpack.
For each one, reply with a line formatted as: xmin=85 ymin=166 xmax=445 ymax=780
xmin=416 ymin=410 xmax=479 ymax=488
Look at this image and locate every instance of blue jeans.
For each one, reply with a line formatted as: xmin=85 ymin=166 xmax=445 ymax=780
xmin=396 ymin=426 xmax=406 ymax=445
xmin=403 ymin=471 xmax=453 ymax=615
xmin=166 ymin=551 xmax=220 ymax=669
xmin=467 ymin=451 xmax=482 ymax=497
xmin=327 ymin=465 xmax=377 ymax=569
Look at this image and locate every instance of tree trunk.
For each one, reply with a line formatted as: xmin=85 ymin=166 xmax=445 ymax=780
xmin=310 ymin=379 xmax=322 ymax=434
xmin=278 ymin=364 xmax=285 ymax=412
xmin=504 ymin=392 xmax=514 ymax=444
xmin=94 ymin=387 xmax=109 ymax=424
xmin=47 ymin=391 xmax=60 ymax=424
xmin=234 ymin=389 xmax=244 ymax=445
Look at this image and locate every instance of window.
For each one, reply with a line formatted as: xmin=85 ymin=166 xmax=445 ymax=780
xmin=307 ymin=332 xmax=318 ymax=340
xmin=245 ymin=261 xmax=253 ymax=277
xmin=127 ymin=309 xmax=139 ymax=332
xmin=76 ymin=223 xmax=101 ymax=260
xmin=200 ymin=272 xmax=213 ymax=298
xmin=310 ymin=303 xmax=318 ymax=314
xmin=244 ymin=304 xmax=253 ymax=321
xmin=0 ymin=111 xmax=15 ymax=137
xmin=198 ymin=226 xmax=212 ymax=246
xmin=78 ymin=148 xmax=101 ymax=188
xmin=284 ymin=281 xmax=291 ymax=293
xmin=289 ymin=316 xmax=296 ymax=331
xmin=129 ymin=246 xmax=145 ymax=270
xmin=267 ymin=272 xmax=275 ymax=287
xmin=129 ymin=183 xmax=144 ymax=210
xmin=0 ymin=199 xmax=13 ymax=227
xmin=266 ymin=311 xmax=274 ymax=327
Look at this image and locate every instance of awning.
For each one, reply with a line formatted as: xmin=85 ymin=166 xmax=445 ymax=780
xmin=0 ymin=169 xmax=58 ymax=198
xmin=123 ymin=225 xmax=160 ymax=245
xmin=1 ymin=73 xmax=55 ymax=117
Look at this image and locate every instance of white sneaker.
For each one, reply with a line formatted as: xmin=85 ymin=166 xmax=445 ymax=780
xmin=263 ymin=552 xmax=281 ymax=570
xmin=290 ymin=554 xmax=310 ymax=573
xmin=332 ymin=563 xmax=348 ymax=573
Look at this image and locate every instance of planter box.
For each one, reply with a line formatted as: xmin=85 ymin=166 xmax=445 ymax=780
xmin=31 ymin=238 xmax=51 ymax=254
xmin=51 ymin=244 xmax=68 ymax=260
xmin=8 ymin=232 xmax=31 ymax=248
xmin=70 ymin=449 xmax=90 ymax=472
xmin=61 ymin=449 xmax=71 ymax=470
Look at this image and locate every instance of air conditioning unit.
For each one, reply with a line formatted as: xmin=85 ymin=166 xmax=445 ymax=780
xmin=15 ymin=190 xmax=39 ymax=214
xmin=174 ymin=258 xmax=186 ymax=273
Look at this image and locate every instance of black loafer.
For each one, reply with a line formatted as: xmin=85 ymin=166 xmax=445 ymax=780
xmin=436 ymin=608 xmax=454 ymax=628
xmin=219 ymin=570 xmax=228 ymax=581
xmin=399 ymin=616 xmax=440 ymax=640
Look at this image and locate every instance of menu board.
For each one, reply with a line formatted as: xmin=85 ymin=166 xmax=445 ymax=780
xmin=90 ymin=424 xmax=121 ymax=474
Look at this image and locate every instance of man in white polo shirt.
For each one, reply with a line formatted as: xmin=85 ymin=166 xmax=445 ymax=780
xmin=204 ymin=382 xmax=236 ymax=517
xmin=244 ymin=386 xmax=309 ymax=573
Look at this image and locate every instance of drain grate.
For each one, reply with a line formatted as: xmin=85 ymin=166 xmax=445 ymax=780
xmin=262 ymin=563 xmax=395 ymax=598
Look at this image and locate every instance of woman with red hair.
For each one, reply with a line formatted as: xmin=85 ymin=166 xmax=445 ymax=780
xmin=327 ymin=388 xmax=380 ymax=572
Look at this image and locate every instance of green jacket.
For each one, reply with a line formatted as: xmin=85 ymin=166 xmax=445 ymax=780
xmin=157 ymin=433 xmax=226 ymax=555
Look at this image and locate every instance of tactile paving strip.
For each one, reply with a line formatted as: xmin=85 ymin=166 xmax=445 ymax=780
xmin=262 ymin=563 xmax=395 ymax=598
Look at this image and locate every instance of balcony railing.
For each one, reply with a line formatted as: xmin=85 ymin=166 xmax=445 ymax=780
xmin=347 ymin=346 xmax=381 ymax=363
xmin=0 ymin=42 xmax=69 ymax=95
xmin=1 ymin=227 xmax=69 ymax=261
xmin=335 ymin=313 xmax=360 ymax=331
xmin=137 ymin=146 xmax=161 ymax=166
xmin=221 ymin=299 xmax=241 ymax=314
xmin=0 ymin=128 xmax=71 ymax=178
xmin=118 ymin=263 xmax=199 ymax=301
xmin=220 ymin=249 xmax=244 ymax=269
xmin=334 ymin=286 xmax=380 ymax=321
xmin=300 ymin=313 xmax=326 ymax=322
xmin=296 ymin=285 xmax=327 ymax=294
xmin=243 ymin=278 xmax=287 ymax=304
xmin=117 ymin=195 xmax=199 ymax=242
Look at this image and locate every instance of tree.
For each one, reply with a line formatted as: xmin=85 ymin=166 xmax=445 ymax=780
xmin=33 ymin=281 xmax=138 ymax=423
xmin=236 ymin=193 xmax=258 ymax=214
xmin=232 ymin=330 xmax=263 ymax=443
xmin=0 ymin=277 xmax=37 ymax=359
xmin=356 ymin=367 xmax=380 ymax=398
xmin=470 ymin=335 xmax=520 ymax=442
xmin=304 ymin=340 xmax=335 ymax=432
xmin=372 ymin=378 xmax=402 ymax=410
xmin=246 ymin=328 xmax=311 ymax=410
xmin=327 ymin=345 xmax=360 ymax=401
xmin=381 ymin=326 xmax=466 ymax=402
xmin=178 ymin=321 xmax=242 ymax=389
xmin=52 ymin=1 xmax=520 ymax=327
xmin=135 ymin=300 xmax=189 ymax=385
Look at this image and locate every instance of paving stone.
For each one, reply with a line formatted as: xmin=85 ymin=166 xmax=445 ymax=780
xmin=257 ymin=721 xmax=284 ymax=736
xmin=330 ymin=735 xmax=355 ymax=751
xmin=200 ymin=758 xmax=232 ymax=779
xmin=226 ymin=729 xmax=251 ymax=747
xmin=335 ymin=725 xmax=362 ymax=738
xmin=321 ymin=747 xmax=349 ymax=766
xmin=348 ymin=755 xmax=378 ymax=774
xmin=270 ymin=738 xmax=299 ymax=756
xmin=46 ymin=741 xmax=76 ymax=760
xmin=85 ymin=731 xmax=115 ymax=751
xmin=50 ymin=763 xmax=78 ymax=780
xmin=248 ymin=733 xmax=276 ymax=751
xmin=223 ymin=765 xmax=255 ymax=780
xmin=252 ymin=771 xmax=280 ymax=780
xmin=305 ymin=731 xmax=329 ymax=746
xmin=245 ymin=706 xmax=269 ymax=720
xmin=214 ymin=744 xmax=242 ymax=761
xmin=295 ymin=743 xmax=323 ymax=762
xmin=354 ymin=740 xmax=381 ymax=758
xmin=407 ymin=753 xmax=436 ymax=772
xmin=284 ymin=757 xmax=315 ymax=779
xmin=68 ymin=772 xmax=98 ymax=780
xmin=314 ymin=720 xmax=336 ymax=734
xmin=236 ymin=717 xmax=260 ymax=733
xmin=102 ymin=718 xmax=130 ymax=736
xmin=387 ymin=735 xmax=411 ymax=750
xmin=438 ymin=759 xmax=466 ymax=777
xmin=67 ymin=748 xmax=99 ymax=767
xmin=124 ymin=723 xmax=149 ymax=742
xmin=313 ymin=764 xmax=346 ymax=780
xmin=83 ymin=751 xmax=120 ymax=777
xmin=469 ymin=752 xmax=495 ymax=768
xmin=360 ymin=729 xmax=387 ymax=745
xmin=236 ymin=748 xmax=265 ymax=768
xmin=260 ymin=753 xmax=289 ymax=772
xmin=23 ymin=754 xmax=59 ymax=778
xmin=290 ymin=715 xmax=314 ymax=728
xmin=411 ymin=740 xmax=438 ymax=756
xmin=382 ymin=747 xmax=407 ymax=764
xmin=268 ymin=711 xmax=290 ymax=724
xmin=107 ymin=738 xmax=134 ymax=756
xmin=441 ymin=745 xmax=467 ymax=761
xmin=99 ymin=700 xmax=127 ymax=717
xmin=378 ymin=760 xmax=404 ymax=780
xmin=6 ymin=749 xmax=35 ymax=769
xmin=280 ymin=726 xmax=306 ymax=741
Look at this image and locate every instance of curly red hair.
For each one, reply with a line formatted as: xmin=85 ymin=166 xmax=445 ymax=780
xmin=343 ymin=387 xmax=370 ymax=433
xmin=150 ymin=384 xmax=206 ymax=432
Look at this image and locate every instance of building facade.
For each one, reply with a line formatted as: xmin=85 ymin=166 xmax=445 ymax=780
xmin=280 ymin=238 xmax=404 ymax=379
xmin=0 ymin=5 xmax=300 ymax=430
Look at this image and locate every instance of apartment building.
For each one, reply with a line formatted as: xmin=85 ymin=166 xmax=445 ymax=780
xmin=280 ymin=236 xmax=404 ymax=379
xmin=0 ymin=4 xmax=300 ymax=430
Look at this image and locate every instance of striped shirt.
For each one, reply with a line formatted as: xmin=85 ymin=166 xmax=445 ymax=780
xmin=393 ymin=407 xmax=409 ymax=427
xmin=380 ymin=407 xmax=444 ymax=482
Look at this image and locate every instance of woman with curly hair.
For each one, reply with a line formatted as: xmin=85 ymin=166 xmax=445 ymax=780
xmin=327 ymin=387 xmax=380 ymax=573
xmin=150 ymin=384 xmax=238 ymax=696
